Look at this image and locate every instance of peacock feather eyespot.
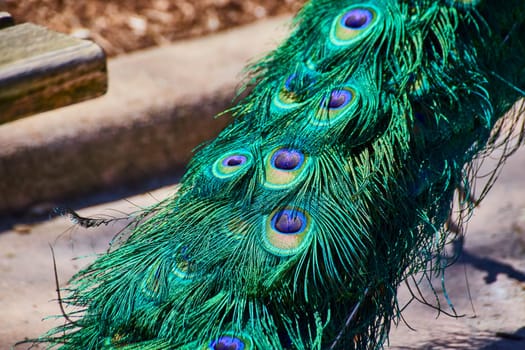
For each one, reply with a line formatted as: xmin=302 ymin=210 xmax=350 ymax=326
xmin=212 ymin=150 xmax=253 ymax=179
xmin=264 ymin=148 xmax=310 ymax=188
xmin=171 ymin=259 xmax=195 ymax=280
xmin=342 ymin=8 xmax=373 ymax=29
xmin=209 ymin=337 xmax=244 ymax=350
xmin=272 ymin=209 xmax=306 ymax=234
xmin=170 ymin=247 xmax=197 ymax=281
xmin=104 ymin=331 xmax=129 ymax=347
xmin=272 ymin=149 xmax=304 ymax=171
xmin=204 ymin=333 xmax=252 ymax=350
xmin=312 ymin=87 xmax=358 ymax=126
xmin=330 ymin=5 xmax=379 ymax=45
xmin=326 ymin=89 xmax=353 ymax=109
xmin=262 ymin=207 xmax=313 ymax=256
xmin=272 ymin=74 xmax=302 ymax=113
xmin=222 ymin=155 xmax=247 ymax=167
xmin=140 ymin=264 xmax=162 ymax=299
xmin=284 ymin=73 xmax=296 ymax=92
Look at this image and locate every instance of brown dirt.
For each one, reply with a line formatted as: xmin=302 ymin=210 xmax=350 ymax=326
xmin=0 ymin=0 xmax=305 ymax=57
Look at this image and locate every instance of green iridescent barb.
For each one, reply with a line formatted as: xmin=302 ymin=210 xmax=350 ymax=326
xmin=31 ymin=0 xmax=525 ymax=349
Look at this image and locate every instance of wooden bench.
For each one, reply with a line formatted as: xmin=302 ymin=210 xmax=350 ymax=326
xmin=0 ymin=12 xmax=107 ymax=124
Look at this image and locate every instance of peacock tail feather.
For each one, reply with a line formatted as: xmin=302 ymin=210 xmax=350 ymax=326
xmin=33 ymin=0 xmax=525 ymax=349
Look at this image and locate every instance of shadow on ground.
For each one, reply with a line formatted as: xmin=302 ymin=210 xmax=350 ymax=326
xmin=0 ymin=170 xmax=182 ymax=232
xmin=392 ymin=327 xmax=525 ymax=349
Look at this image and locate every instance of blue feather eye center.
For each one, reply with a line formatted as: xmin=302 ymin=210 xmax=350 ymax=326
xmin=325 ymin=89 xmax=352 ymax=109
xmin=264 ymin=207 xmax=312 ymax=256
xmin=222 ymin=155 xmax=247 ymax=167
xmin=209 ymin=336 xmax=245 ymax=350
xmin=272 ymin=209 xmax=306 ymax=234
xmin=284 ymin=73 xmax=296 ymax=92
xmin=271 ymin=149 xmax=304 ymax=170
xmin=342 ymin=8 xmax=373 ymax=29
xmin=264 ymin=148 xmax=310 ymax=188
xmin=312 ymin=87 xmax=357 ymax=126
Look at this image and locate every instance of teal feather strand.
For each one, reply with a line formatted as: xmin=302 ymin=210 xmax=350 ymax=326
xmin=26 ymin=0 xmax=525 ymax=349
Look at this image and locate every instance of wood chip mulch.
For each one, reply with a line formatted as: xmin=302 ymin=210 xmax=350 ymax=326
xmin=0 ymin=0 xmax=306 ymax=57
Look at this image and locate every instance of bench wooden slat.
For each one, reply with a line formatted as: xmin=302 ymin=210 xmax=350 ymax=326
xmin=0 ymin=23 xmax=107 ymax=123
xmin=0 ymin=12 xmax=14 ymax=29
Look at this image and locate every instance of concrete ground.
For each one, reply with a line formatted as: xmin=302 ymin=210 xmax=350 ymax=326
xmin=1 ymin=15 xmax=524 ymax=350
xmin=388 ymin=146 xmax=525 ymax=349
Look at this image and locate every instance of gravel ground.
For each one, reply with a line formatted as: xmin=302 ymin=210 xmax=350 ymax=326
xmin=0 ymin=0 xmax=305 ymax=56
